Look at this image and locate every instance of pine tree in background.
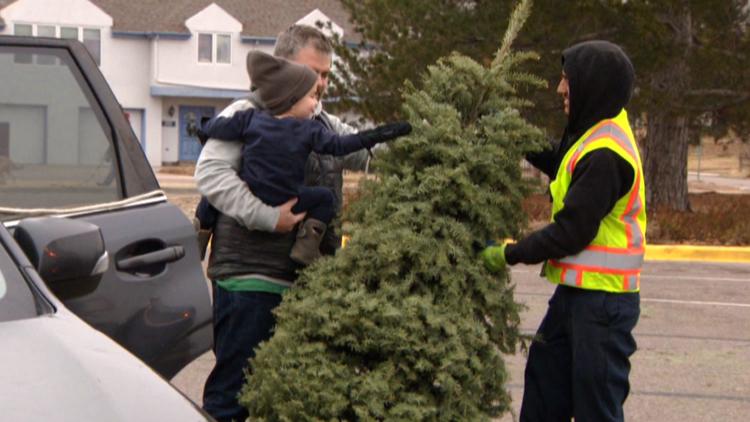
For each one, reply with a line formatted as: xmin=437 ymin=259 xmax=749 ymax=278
xmin=327 ymin=0 xmax=516 ymax=123
xmin=240 ymin=1 xmax=546 ymax=420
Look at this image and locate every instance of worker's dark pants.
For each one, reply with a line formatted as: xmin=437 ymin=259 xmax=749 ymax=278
xmin=520 ymin=284 xmax=640 ymax=422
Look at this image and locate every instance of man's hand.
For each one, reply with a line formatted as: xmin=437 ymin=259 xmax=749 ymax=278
xmin=481 ymin=243 xmax=507 ymax=273
xmin=274 ymin=198 xmax=306 ymax=233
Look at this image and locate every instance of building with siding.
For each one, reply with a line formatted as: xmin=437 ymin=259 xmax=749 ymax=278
xmin=0 ymin=0 xmax=356 ymax=166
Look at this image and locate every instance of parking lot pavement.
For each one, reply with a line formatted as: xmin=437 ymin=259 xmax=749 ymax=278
xmin=688 ymin=171 xmax=750 ymax=193
xmin=170 ymin=351 xmax=213 ymax=407
xmin=496 ymin=261 xmax=750 ymax=422
xmin=171 ymin=260 xmax=750 ymax=421
xmin=160 ymin=169 xmax=750 ymax=418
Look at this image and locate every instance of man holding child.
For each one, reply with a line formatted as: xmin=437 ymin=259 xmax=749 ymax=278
xmin=195 ymin=25 xmax=401 ymax=422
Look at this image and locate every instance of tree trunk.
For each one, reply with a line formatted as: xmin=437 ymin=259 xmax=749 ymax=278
xmin=642 ymin=1 xmax=693 ymax=212
xmin=642 ymin=112 xmax=690 ymax=211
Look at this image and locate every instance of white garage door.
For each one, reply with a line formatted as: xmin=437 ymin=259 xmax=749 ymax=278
xmin=0 ymin=104 xmax=46 ymax=164
xmin=78 ymin=107 xmax=109 ymax=165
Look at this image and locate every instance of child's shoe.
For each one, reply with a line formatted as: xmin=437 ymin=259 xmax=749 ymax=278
xmin=289 ymin=218 xmax=327 ymax=265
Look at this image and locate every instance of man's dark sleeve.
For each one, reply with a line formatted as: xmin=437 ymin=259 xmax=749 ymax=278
xmin=504 ymin=149 xmax=634 ymax=265
xmin=525 ymin=146 xmax=557 ymax=178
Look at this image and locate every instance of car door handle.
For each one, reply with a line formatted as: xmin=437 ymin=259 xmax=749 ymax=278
xmin=116 ymin=246 xmax=185 ymax=271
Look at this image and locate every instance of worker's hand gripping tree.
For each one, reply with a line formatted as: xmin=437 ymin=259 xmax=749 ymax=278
xmin=241 ymin=1 xmax=545 ymax=420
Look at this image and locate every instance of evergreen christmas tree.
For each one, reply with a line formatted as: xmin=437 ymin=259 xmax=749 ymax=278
xmin=240 ymin=1 xmax=546 ymax=420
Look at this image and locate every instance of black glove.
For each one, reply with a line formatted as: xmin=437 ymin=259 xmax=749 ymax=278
xmin=359 ymin=121 xmax=412 ymax=148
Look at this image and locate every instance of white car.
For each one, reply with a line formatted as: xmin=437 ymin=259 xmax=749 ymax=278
xmin=0 ymin=219 xmax=211 ymax=420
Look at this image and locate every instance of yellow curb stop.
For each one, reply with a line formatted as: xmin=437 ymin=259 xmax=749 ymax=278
xmin=342 ymin=235 xmax=750 ymax=264
xmin=645 ymin=244 xmax=750 ymax=263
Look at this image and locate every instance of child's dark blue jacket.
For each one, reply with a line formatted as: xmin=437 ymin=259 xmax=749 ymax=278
xmin=204 ymin=109 xmax=372 ymax=206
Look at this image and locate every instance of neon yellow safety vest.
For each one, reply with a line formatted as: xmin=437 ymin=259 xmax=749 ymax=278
xmin=545 ymin=109 xmax=647 ymax=293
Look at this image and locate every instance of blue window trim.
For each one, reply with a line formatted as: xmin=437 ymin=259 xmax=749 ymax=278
xmin=240 ymin=36 xmax=276 ymax=45
xmin=150 ymin=85 xmax=249 ymax=99
xmin=111 ymin=31 xmax=191 ymax=40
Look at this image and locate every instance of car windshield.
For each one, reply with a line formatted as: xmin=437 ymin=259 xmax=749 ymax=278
xmin=0 ymin=239 xmax=38 ymax=322
xmin=0 ymin=45 xmax=119 ymax=222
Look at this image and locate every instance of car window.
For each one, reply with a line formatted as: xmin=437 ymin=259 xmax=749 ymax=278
xmin=0 ymin=46 xmax=119 ymax=219
xmin=0 ymin=241 xmax=38 ymax=322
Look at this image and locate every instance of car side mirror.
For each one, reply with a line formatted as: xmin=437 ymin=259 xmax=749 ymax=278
xmin=13 ymin=217 xmax=109 ymax=285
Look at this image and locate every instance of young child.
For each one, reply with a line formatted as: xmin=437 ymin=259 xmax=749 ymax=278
xmin=195 ymin=51 xmax=411 ymax=265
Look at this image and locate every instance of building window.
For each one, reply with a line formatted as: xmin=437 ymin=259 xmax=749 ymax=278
xmin=61 ymin=27 xmax=79 ymax=40
xmin=12 ymin=24 xmax=101 ymax=66
xmin=37 ymin=25 xmax=55 ymax=37
xmin=198 ymin=33 xmax=212 ymax=63
xmin=13 ymin=23 xmax=32 ymax=36
xmin=216 ymin=34 xmax=231 ymax=64
xmin=82 ymin=28 xmax=101 ymax=66
xmin=13 ymin=24 xmax=33 ymax=64
xmin=198 ymin=33 xmax=231 ymax=64
xmin=37 ymin=25 xmax=57 ymax=65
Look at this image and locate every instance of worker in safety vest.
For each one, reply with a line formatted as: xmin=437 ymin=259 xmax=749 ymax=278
xmin=482 ymin=40 xmax=645 ymax=421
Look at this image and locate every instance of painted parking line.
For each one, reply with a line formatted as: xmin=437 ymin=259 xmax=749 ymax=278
xmin=515 ymin=291 xmax=750 ymax=309
xmin=512 ymin=269 xmax=750 ymax=283
xmin=642 ymin=298 xmax=750 ymax=308
xmin=511 ymin=268 xmax=750 ymax=308
xmin=643 ymin=274 xmax=750 ymax=283
xmin=505 ymin=383 xmax=750 ymax=403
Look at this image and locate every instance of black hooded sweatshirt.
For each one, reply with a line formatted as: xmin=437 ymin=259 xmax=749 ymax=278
xmin=505 ymin=41 xmax=637 ymax=265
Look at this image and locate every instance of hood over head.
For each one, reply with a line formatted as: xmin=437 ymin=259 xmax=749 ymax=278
xmin=562 ymin=40 xmax=635 ymax=139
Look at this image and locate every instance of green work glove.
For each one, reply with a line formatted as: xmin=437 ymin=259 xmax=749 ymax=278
xmin=481 ymin=243 xmax=507 ymax=273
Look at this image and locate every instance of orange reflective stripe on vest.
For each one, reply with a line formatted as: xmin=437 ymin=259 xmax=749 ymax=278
xmin=553 ymin=262 xmax=641 ymax=292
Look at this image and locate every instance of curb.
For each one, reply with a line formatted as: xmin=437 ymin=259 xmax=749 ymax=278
xmin=645 ymin=244 xmax=750 ymax=263
xmin=342 ymin=235 xmax=750 ymax=264
xmin=160 ymin=184 xmax=198 ymax=191
xmin=156 ymin=173 xmax=198 ymax=191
